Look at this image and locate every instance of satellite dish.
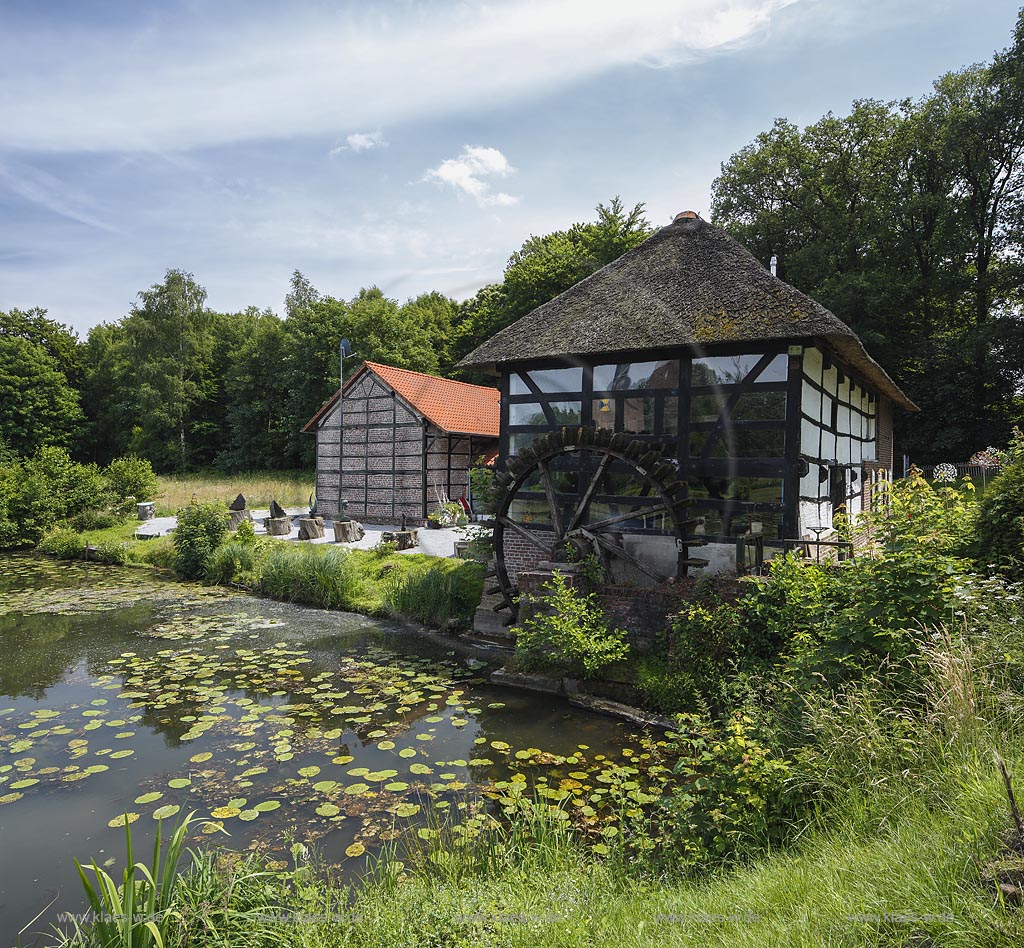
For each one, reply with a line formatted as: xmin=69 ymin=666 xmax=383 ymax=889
xmin=340 ymin=338 xmax=352 ymax=357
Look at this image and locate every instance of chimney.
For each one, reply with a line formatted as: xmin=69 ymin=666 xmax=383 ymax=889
xmin=770 ymin=254 xmax=778 ymax=277
xmin=673 ymin=210 xmax=699 ymax=222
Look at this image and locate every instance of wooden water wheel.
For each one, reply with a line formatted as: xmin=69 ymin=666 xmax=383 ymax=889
xmin=489 ymin=427 xmax=707 ymax=623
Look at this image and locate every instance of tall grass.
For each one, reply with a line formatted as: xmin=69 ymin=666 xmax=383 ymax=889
xmin=155 ymin=471 xmax=313 ymax=515
xmin=381 ymin=562 xmax=484 ymax=626
xmin=258 ymin=544 xmax=364 ymax=610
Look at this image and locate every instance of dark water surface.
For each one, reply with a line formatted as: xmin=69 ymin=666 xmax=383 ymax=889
xmin=0 ymin=556 xmax=663 ymax=944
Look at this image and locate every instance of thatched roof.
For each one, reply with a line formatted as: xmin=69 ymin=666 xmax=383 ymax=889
xmin=458 ymin=214 xmax=916 ymax=410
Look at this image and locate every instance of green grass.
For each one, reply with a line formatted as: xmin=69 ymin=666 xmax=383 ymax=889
xmin=38 ymin=520 xmax=175 ymax=569
xmin=154 ymin=470 xmax=313 ymax=515
xmin=203 ymin=538 xmax=484 ymax=627
xmin=49 ymin=758 xmax=1023 ymax=947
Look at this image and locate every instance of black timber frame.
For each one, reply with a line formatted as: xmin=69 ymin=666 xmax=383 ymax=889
xmin=496 ymin=339 xmax=879 ymax=548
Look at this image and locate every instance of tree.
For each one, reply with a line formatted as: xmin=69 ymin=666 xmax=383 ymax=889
xmin=216 ymin=308 xmax=294 ymax=471
xmin=0 ymin=309 xmax=83 ymax=455
xmin=123 ymin=269 xmax=216 ymax=471
xmin=710 ymin=10 xmax=1024 ymax=461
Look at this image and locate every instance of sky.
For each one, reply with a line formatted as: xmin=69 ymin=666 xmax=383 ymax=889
xmin=0 ymin=0 xmax=1021 ymax=334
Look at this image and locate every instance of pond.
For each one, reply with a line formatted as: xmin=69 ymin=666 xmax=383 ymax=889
xmin=0 ymin=556 xmax=670 ymax=942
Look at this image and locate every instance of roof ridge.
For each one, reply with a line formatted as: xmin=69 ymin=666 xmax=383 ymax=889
xmin=364 ymin=361 xmax=500 ymax=395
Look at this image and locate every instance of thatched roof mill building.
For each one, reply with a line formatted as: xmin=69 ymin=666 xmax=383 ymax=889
xmin=459 ymin=211 xmax=916 ymax=586
xmin=304 ymin=362 xmax=499 ymax=523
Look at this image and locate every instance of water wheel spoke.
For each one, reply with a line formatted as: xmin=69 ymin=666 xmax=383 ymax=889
xmin=577 ymin=502 xmax=669 ymax=534
xmin=498 ymin=515 xmax=551 ymax=553
xmin=567 ymin=451 xmax=612 ymax=532
xmin=580 ymin=528 xmax=662 ymax=582
xmin=537 ymin=459 xmax=564 ymax=540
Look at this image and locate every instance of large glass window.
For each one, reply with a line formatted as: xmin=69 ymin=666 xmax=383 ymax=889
xmin=510 ymin=367 xmax=583 ymax=395
xmin=509 ymin=401 xmax=582 ymax=426
xmin=593 ymin=360 xmax=678 ymax=392
xmin=691 ymin=391 xmax=786 ymax=423
xmin=691 ymin=353 xmax=787 ymax=386
xmin=691 ymin=428 xmax=786 ymax=459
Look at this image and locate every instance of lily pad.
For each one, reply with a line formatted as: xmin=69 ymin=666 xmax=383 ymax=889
xmin=152 ymin=804 xmax=181 ymax=820
xmin=345 ymin=842 xmax=365 ymax=858
xmin=108 ymin=813 xmax=140 ymax=828
xmin=134 ymin=792 xmax=163 ymax=805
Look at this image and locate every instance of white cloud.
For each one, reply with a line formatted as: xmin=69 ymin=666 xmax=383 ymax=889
xmin=0 ymin=0 xmax=803 ymax=153
xmin=330 ymin=131 xmax=387 ymax=156
xmin=423 ymin=146 xmax=519 ymax=207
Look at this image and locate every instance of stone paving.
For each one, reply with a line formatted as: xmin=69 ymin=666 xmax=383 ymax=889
xmin=133 ymin=508 xmax=463 ymax=557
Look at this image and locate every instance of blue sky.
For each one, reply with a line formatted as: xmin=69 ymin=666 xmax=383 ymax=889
xmin=0 ymin=0 xmax=1020 ymax=334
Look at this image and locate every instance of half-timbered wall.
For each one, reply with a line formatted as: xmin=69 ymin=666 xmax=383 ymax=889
xmin=797 ymin=346 xmax=878 ymax=533
xmin=497 ymin=342 xmax=893 ymax=581
xmin=315 ymin=372 xmax=425 ymax=522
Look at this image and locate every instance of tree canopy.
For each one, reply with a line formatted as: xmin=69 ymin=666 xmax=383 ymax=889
xmin=711 ymin=9 xmax=1024 ymax=460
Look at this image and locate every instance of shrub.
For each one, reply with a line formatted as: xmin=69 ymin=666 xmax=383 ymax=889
xmin=104 ymin=454 xmax=159 ymax=502
xmin=655 ymin=713 xmax=797 ymax=869
xmin=92 ymin=539 xmax=132 ymax=566
xmin=70 ymin=508 xmax=124 ymax=531
xmin=38 ymin=526 xmax=85 ymax=559
xmin=0 ymin=447 xmax=110 ymax=548
xmin=864 ymin=464 xmax=977 ymax=556
xmin=515 ymin=571 xmax=630 ymax=677
xmin=973 ymin=428 xmax=1024 ymax=574
xmin=173 ymin=501 xmax=229 ymax=579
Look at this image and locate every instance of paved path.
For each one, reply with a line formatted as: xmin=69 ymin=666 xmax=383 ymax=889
xmin=133 ymin=508 xmax=463 ymax=558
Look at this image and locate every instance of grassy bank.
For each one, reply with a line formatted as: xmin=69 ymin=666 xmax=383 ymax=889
xmin=155 ymin=470 xmax=313 ymax=515
xmin=207 ymin=538 xmax=485 ymax=627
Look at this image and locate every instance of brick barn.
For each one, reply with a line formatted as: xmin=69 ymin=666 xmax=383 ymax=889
xmin=303 ymin=361 xmax=499 ymax=523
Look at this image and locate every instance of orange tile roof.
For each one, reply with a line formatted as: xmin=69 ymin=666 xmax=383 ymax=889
xmin=302 ymin=361 xmax=500 ymax=437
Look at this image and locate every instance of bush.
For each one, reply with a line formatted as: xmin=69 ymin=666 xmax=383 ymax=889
xmin=0 ymin=447 xmax=110 ymax=548
xmin=70 ymin=508 xmax=124 ymax=531
xmin=655 ymin=713 xmax=797 ymax=869
xmin=104 ymin=454 xmax=159 ymax=502
xmin=38 ymin=526 xmax=85 ymax=559
xmin=173 ymin=501 xmax=229 ymax=579
xmin=515 ymin=571 xmax=630 ymax=677
xmin=91 ymin=539 xmax=132 ymax=565
xmin=973 ymin=429 xmax=1024 ymax=574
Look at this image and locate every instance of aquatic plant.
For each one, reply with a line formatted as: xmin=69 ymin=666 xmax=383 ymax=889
xmin=257 ymin=543 xmax=363 ymax=609
xmin=62 ymin=812 xmax=195 ymax=948
xmin=382 ymin=561 xmax=484 ymax=626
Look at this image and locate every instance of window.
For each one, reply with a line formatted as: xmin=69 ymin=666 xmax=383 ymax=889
xmin=691 ymin=353 xmax=787 ymax=386
xmin=510 ymin=367 xmax=583 ymax=395
xmin=691 ymin=391 xmax=786 ymax=423
xmin=691 ymin=428 xmax=786 ymax=459
xmin=508 ymin=401 xmax=582 ymax=426
xmin=593 ymin=360 xmax=678 ymax=392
